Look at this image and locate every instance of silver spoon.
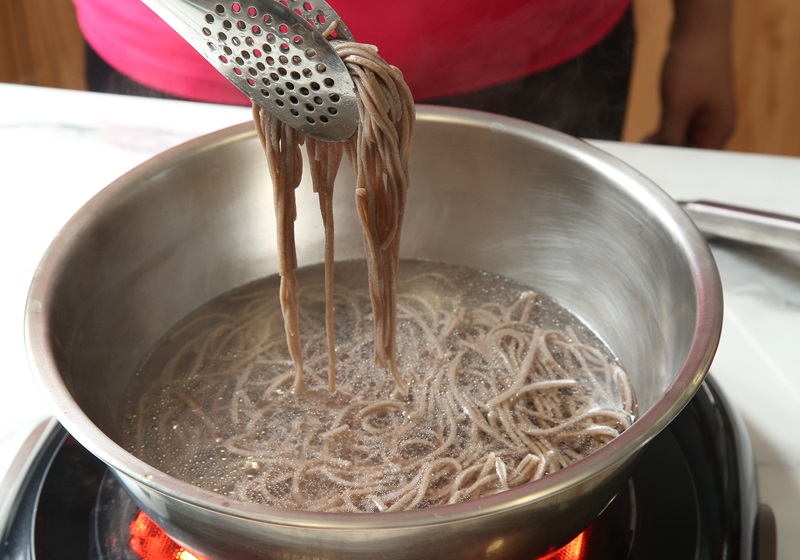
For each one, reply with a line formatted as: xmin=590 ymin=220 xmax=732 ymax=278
xmin=141 ymin=0 xmax=359 ymax=141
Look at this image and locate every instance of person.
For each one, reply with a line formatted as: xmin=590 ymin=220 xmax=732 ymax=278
xmin=71 ymin=0 xmax=735 ymax=147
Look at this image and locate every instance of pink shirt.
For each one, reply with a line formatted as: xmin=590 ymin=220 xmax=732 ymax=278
xmin=73 ymin=0 xmax=630 ymax=105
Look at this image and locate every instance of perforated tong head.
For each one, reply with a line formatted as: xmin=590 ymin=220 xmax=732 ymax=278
xmin=141 ymin=0 xmax=359 ymax=141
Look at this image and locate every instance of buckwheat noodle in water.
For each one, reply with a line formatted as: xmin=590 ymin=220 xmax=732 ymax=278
xmin=125 ymin=262 xmax=636 ymax=512
xmin=123 ymin=38 xmax=638 ymax=514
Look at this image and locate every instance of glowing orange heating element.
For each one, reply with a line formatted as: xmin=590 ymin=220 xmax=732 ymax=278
xmin=129 ymin=511 xmax=209 ymax=560
xmin=540 ymin=530 xmax=587 ymax=560
xmin=130 ymin=509 xmax=588 ymax=560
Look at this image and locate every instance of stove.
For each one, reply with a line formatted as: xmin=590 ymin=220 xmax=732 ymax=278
xmin=0 ymin=375 xmax=776 ymax=560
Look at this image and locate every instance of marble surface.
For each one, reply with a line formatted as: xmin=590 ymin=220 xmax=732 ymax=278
xmin=1 ymin=83 xmax=798 ymax=557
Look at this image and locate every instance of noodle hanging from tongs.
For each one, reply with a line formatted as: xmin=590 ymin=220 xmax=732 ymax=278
xmin=253 ymin=41 xmax=415 ymax=393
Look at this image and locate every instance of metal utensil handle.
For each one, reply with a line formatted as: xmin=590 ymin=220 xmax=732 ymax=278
xmin=682 ymin=200 xmax=800 ymax=253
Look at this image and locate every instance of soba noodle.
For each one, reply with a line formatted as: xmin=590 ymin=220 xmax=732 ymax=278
xmin=123 ymin=36 xmax=638 ymax=514
xmin=253 ymin=41 xmax=414 ymax=393
xmin=124 ymin=261 xmax=636 ymax=513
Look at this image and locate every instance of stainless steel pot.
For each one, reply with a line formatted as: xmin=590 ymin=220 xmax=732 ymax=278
xmin=25 ymin=107 xmax=722 ymax=559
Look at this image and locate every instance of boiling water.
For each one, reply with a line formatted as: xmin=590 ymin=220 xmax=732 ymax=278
xmin=123 ymin=260 xmax=636 ymax=512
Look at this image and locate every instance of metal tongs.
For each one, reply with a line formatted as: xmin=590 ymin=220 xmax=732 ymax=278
xmin=141 ymin=0 xmax=359 ymax=141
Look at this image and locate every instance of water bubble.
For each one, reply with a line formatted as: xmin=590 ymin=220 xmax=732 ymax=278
xmin=243 ymin=459 xmax=264 ymax=478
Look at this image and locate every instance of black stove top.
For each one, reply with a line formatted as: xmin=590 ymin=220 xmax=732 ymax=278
xmin=0 ymin=376 xmax=776 ymax=560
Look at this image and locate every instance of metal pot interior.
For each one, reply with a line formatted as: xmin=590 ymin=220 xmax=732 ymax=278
xmin=26 ymin=106 xmax=722 ymax=559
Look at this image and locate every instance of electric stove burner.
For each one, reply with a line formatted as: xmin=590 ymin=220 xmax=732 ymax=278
xmin=0 ymin=376 xmax=777 ymax=559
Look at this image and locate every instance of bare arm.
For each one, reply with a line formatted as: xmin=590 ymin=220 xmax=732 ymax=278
xmin=653 ymin=0 xmax=736 ymax=149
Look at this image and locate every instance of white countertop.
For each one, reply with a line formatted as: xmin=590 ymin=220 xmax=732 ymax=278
xmin=1 ymin=83 xmax=798 ymax=557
